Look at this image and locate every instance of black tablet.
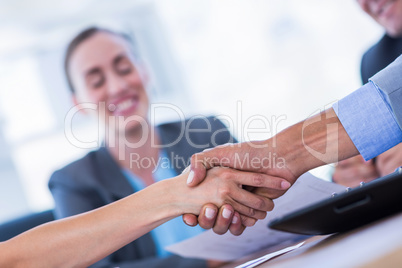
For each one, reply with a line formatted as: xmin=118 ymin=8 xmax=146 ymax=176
xmin=268 ymin=168 xmax=402 ymax=235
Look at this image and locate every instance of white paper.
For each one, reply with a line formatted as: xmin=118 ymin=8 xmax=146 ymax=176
xmin=166 ymin=172 xmax=345 ymax=261
xmin=235 ymin=242 xmax=305 ymax=268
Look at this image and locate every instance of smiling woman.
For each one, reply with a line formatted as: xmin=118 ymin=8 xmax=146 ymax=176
xmin=48 ymin=26 xmax=256 ymax=267
xmin=66 ymin=29 xmax=150 ymax=137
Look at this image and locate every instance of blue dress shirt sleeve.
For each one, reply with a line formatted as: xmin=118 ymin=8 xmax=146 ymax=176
xmin=332 ymin=54 xmax=402 ymax=161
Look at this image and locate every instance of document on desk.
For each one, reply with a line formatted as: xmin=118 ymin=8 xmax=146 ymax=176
xmin=235 ymin=242 xmax=305 ymax=268
xmin=166 ymin=172 xmax=346 ymax=261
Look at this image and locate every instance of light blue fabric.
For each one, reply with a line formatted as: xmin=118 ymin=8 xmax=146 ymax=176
xmin=369 ymin=54 xmax=402 ymax=129
xmin=333 ymin=81 xmax=402 ymax=161
xmin=123 ymin=149 xmax=204 ymax=258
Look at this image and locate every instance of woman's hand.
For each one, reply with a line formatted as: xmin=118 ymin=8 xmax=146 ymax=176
xmin=174 ymin=166 xmax=290 ymax=234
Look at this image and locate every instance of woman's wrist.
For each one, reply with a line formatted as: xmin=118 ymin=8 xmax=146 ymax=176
xmin=154 ymin=174 xmax=196 ymax=218
xmin=167 ymin=172 xmax=217 ymax=217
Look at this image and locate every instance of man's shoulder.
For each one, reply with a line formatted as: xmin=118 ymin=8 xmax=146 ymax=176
xmin=363 ymin=34 xmax=402 ymax=62
xmin=361 ymin=34 xmax=402 ymax=83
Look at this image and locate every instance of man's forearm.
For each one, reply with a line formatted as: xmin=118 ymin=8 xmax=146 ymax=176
xmin=276 ymin=108 xmax=359 ymax=180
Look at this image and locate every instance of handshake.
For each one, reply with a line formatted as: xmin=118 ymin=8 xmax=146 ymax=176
xmin=181 ymin=108 xmax=357 ymax=235
xmin=181 ymin=142 xmax=293 ymax=236
xmin=0 ymin=108 xmax=364 ymax=268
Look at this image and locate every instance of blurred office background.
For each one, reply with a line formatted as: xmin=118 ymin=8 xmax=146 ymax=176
xmin=0 ymin=0 xmax=382 ymax=222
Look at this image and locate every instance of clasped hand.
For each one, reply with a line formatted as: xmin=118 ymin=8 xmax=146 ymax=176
xmin=181 ymin=141 xmax=296 ymax=236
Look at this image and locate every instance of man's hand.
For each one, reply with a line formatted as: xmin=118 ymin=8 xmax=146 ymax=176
xmin=181 ymin=165 xmax=290 ymax=236
xmin=183 ymin=204 xmax=246 ymax=235
xmin=187 ymin=142 xmax=297 ymax=196
xmin=332 ymin=143 xmax=402 ymax=187
xmin=183 ymin=108 xmax=359 ymax=234
xmin=332 ymin=155 xmax=379 ymax=187
xmin=376 ymin=143 xmax=402 ymax=177
xmin=183 ymin=183 xmax=288 ymax=236
xmin=186 ymin=108 xmax=358 ymax=190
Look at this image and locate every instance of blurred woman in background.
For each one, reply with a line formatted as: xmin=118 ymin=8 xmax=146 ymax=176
xmin=48 ymin=27 xmax=279 ymax=267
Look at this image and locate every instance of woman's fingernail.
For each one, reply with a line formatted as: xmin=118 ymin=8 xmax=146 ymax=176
xmin=187 ymin=171 xmax=194 ymax=184
xmin=281 ymin=181 xmax=291 ymax=189
xmin=205 ymin=208 xmax=216 ymax=219
xmin=222 ymin=208 xmax=232 ymax=219
xmin=232 ymin=215 xmax=239 ymax=224
xmin=182 ymin=166 xmax=190 ymax=174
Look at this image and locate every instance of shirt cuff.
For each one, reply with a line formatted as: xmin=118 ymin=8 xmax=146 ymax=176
xmin=333 ymin=81 xmax=402 ymax=160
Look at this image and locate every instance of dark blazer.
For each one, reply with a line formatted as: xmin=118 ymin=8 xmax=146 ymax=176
xmin=361 ymin=34 xmax=402 ymax=84
xmin=48 ymin=116 xmax=235 ymax=268
xmin=0 ymin=210 xmax=54 ymax=242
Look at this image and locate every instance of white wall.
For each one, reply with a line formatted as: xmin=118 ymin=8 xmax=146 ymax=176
xmin=0 ymin=0 xmax=384 ymax=221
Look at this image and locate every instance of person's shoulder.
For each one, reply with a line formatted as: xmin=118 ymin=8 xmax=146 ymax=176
xmin=49 ymin=149 xmax=104 ymax=186
xmin=57 ymin=149 xmax=101 ymax=172
xmin=362 ymin=35 xmax=386 ymax=60
xmin=157 ymin=116 xmax=234 ymax=147
xmin=361 ymin=34 xmax=399 ymax=83
xmin=362 ymin=34 xmax=402 ymax=61
xmin=158 ymin=116 xmax=226 ymax=130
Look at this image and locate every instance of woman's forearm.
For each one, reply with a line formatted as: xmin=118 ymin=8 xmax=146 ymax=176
xmin=0 ymin=178 xmax=182 ymax=268
xmin=0 ymin=168 xmax=283 ymax=267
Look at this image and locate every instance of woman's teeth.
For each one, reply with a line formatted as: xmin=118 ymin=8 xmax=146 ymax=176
xmin=115 ymin=99 xmax=135 ymax=112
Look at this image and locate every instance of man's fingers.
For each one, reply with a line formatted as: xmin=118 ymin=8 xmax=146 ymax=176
xmin=229 ymin=196 xmax=271 ymax=219
xmin=231 ymin=170 xmax=291 ymax=191
xmin=213 ymin=204 xmax=235 ymax=235
xmin=229 ymin=211 xmax=246 ymax=236
xmin=198 ymin=204 xmax=218 ymax=229
xmin=198 ymin=204 xmax=246 ymax=236
xmin=253 ymin=187 xmax=286 ymax=200
xmin=240 ymin=214 xmax=257 ymax=227
xmin=184 ymin=202 xmax=256 ymax=234
xmin=227 ymin=181 xmax=275 ymax=213
xmin=182 ymin=213 xmax=199 ymax=227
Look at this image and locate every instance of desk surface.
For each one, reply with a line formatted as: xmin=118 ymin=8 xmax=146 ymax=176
xmin=224 ymin=212 xmax=402 ymax=268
